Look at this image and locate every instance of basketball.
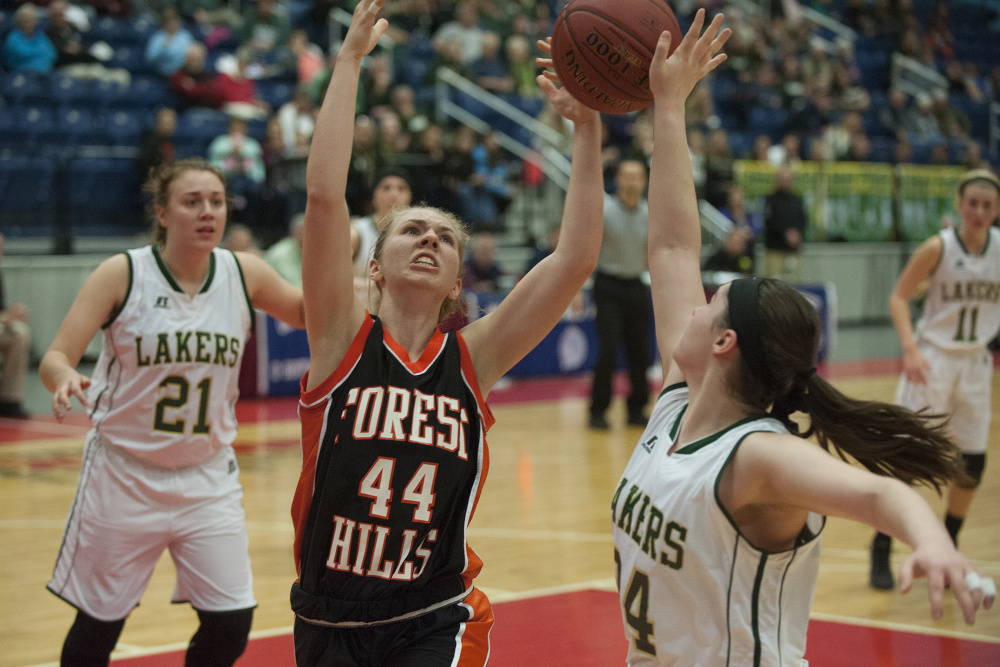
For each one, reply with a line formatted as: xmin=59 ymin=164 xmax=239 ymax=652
xmin=550 ymin=0 xmax=683 ymax=114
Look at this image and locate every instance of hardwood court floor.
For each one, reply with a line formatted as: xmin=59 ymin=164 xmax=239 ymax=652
xmin=1 ymin=364 xmax=998 ymax=666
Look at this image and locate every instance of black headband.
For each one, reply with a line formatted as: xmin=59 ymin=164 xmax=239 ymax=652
xmin=727 ymin=278 xmax=770 ymax=385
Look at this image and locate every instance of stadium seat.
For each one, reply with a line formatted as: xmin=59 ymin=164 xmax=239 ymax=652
xmin=1 ymin=71 xmax=49 ymax=106
xmin=0 ymin=154 xmax=60 ymax=233
xmin=175 ymin=108 xmax=230 ymax=145
xmin=67 ymin=156 xmax=144 ymax=234
xmin=49 ymin=73 xmax=92 ymax=107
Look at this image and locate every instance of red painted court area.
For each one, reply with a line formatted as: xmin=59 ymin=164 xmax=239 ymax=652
xmin=109 ymin=589 xmax=998 ymax=666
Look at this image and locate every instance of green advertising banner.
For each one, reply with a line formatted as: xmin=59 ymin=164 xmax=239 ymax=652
xmin=896 ymin=165 xmax=966 ymax=242
xmin=822 ymin=162 xmax=895 ymax=242
xmin=733 ymin=161 xmax=822 ymax=240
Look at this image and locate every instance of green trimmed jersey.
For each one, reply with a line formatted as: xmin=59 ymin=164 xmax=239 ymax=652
xmin=612 ymin=383 xmax=823 ymax=666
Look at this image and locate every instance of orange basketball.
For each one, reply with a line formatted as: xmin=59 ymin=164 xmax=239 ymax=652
xmin=550 ymin=0 xmax=683 ymax=114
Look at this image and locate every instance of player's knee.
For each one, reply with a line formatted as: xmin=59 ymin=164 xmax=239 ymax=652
xmin=61 ymin=610 xmax=126 ymax=667
xmin=186 ymin=608 xmax=253 ymax=667
xmin=956 ymin=453 xmax=986 ymax=489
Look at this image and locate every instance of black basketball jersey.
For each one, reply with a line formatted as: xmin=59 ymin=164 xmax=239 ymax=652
xmin=291 ymin=314 xmax=494 ymax=625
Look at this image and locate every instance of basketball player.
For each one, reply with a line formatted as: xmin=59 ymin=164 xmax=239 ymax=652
xmin=612 ymin=14 xmax=994 ymax=665
xmin=870 ymin=169 xmax=1000 ymax=590
xmin=40 ymin=158 xmax=305 ymax=666
xmin=289 ymin=1 xmax=603 ymax=664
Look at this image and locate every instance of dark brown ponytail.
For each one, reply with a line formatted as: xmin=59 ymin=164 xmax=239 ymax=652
xmin=725 ymin=278 xmax=966 ymax=491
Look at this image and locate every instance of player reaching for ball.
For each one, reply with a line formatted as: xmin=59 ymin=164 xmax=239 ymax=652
xmin=289 ymin=1 xmax=604 ymax=665
xmin=612 ymin=10 xmax=994 ymax=666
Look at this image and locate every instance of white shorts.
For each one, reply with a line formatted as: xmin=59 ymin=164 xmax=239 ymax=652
xmin=48 ymin=433 xmax=256 ymax=621
xmin=894 ymin=344 xmax=993 ymax=454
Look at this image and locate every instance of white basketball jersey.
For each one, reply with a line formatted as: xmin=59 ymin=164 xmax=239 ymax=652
xmin=917 ymin=227 xmax=1000 ymax=351
xmin=86 ymin=246 xmax=253 ymax=468
xmin=613 ymin=384 xmax=823 ymax=667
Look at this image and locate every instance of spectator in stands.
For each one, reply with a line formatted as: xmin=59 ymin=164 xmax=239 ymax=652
xmin=929 ymin=141 xmax=950 ymax=166
xmin=169 ymin=42 xmax=224 ymax=111
xmin=277 ymin=85 xmax=316 ymax=159
xmin=765 ymin=132 xmax=794 ymax=166
xmin=0 ymin=232 xmax=31 ymax=419
xmin=751 ymin=134 xmax=773 ymax=162
xmin=137 ymin=107 xmax=177 ymax=182
xmin=287 ymin=29 xmax=324 ymax=85
xmin=410 ymin=123 xmax=453 ymax=211
xmin=524 ymin=226 xmax=560 ymax=276
xmin=472 ymin=131 xmax=515 ymax=230
xmin=896 ymin=27 xmax=933 ymax=68
xmin=893 ymin=138 xmax=914 ymax=165
xmin=258 ymin=115 xmax=294 ymax=245
xmin=346 ymin=115 xmax=379 ymax=215
xmin=370 ymin=109 xmax=410 ymax=168
xmin=720 ymin=184 xmax=763 ymax=241
xmin=505 ymin=34 xmax=539 ymax=98
xmin=844 ymin=133 xmax=872 ymax=162
xmin=912 ymin=91 xmax=945 ymax=144
xmin=45 ymin=0 xmax=103 ymax=70
xmin=924 ymin=2 xmax=955 ymax=61
xmin=240 ymin=0 xmax=291 ymax=66
xmin=704 ymin=128 xmax=736 ymax=209
xmin=463 ymin=232 xmax=507 ymax=293
xmin=216 ymin=47 xmax=270 ymax=120
xmin=688 ymin=127 xmax=707 ymax=199
xmin=208 ymin=115 xmax=266 ymax=217
xmin=880 ymin=88 xmax=921 ymax=140
xmin=222 ymin=223 xmax=263 ymax=256
xmin=360 ymin=54 xmax=394 ymax=113
xmin=145 ymin=8 xmax=196 ymax=77
xmin=351 ymin=168 xmax=414 ymax=285
xmin=444 ymin=126 xmax=498 ymax=229
xmin=763 ymin=164 xmax=808 ymax=281
xmin=389 ymin=84 xmax=430 ymax=139
xmin=702 ymin=226 xmax=755 ymax=277
xmin=264 ymin=213 xmax=305 ymax=287
xmin=424 ymin=37 xmax=469 ymax=86
xmin=944 ymin=59 xmax=985 ymax=103
xmin=988 ymin=66 xmax=1000 ymax=102
xmin=960 ymin=141 xmax=990 ymax=171
xmin=3 ymin=5 xmax=57 ymax=74
xmin=820 ymin=110 xmax=864 ymax=161
xmin=930 ymin=88 xmax=971 ymax=140
xmin=432 ymin=1 xmax=484 ymax=65
xmin=472 ymin=31 xmax=514 ymax=95
xmin=786 ymin=87 xmax=836 ymax=139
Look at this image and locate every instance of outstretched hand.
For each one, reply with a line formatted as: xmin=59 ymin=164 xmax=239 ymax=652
xmin=52 ymin=371 xmax=90 ymax=421
xmin=899 ymin=542 xmax=995 ymax=625
xmin=535 ymin=37 xmax=600 ymax=125
xmin=649 ymin=8 xmax=730 ymax=106
xmin=340 ymin=0 xmax=389 ymax=63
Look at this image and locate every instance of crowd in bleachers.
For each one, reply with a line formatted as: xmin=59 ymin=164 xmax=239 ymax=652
xmin=1 ymin=0 xmax=998 ymax=249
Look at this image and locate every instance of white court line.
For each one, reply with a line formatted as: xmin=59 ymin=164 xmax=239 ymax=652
xmin=25 ymin=579 xmax=999 ymax=666
xmin=809 ymin=611 xmax=1000 ymax=644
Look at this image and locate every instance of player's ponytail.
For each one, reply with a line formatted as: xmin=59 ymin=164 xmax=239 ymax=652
xmin=725 ymin=278 xmax=966 ymax=491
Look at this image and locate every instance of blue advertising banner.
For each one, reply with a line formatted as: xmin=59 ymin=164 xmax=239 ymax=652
xmin=242 ymin=283 xmax=836 ymax=396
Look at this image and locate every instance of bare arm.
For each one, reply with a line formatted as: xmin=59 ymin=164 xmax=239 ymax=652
xmin=890 ymin=236 xmax=942 ymax=385
xmin=39 ymin=254 xmax=130 ymax=419
xmin=646 ymin=11 xmax=730 ymax=386
xmin=463 ymin=41 xmax=601 ymax=393
xmin=235 ymin=251 xmax=305 ymax=328
xmin=301 ymin=0 xmax=387 ymax=389
xmin=728 ymin=432 xmax=993 ymax=625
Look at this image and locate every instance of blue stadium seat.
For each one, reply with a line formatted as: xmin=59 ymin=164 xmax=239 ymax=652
xmin=49 ymin=73 xmax=92 ymax=107
xmin=175 ymin=108 xmax=231 ymax=146
xmin=1 ymin=71 xmax=49 ymax=106
xmin=77 ymin=78 xmax=130 ymax=111
xmin=0 ymin=154 xmax=60 ymax=233
xmin=67 ymin=157 xmax=144 ymax=233
xmin=109 ymin=44 xmax=147 ymax=74
xmin=3 ymin=105 xmax=57 ymax=148
xmin=89 ymin=16 xmax=128 ymax=45
xmin=126 ymin=75 xmax=171 ymax=108
xmin=104 ymin=109 xmax=145 ymax=146
xmin=748 ymin=106 xmax=788 ymax=141
xmin=257 ymin=80 xmax=294 ymax=109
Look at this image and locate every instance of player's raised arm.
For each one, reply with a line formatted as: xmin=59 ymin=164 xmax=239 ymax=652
xmin=647 ymin=10 xmax=729 ymax=385
xmin=301 ymin=0 xmax=388 ymax=387
xmin=461 ymin=37 xmax=602 ymax=393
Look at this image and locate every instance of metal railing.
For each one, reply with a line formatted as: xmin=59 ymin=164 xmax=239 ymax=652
xmin=889 ymin=52 xmax=948 ymax=98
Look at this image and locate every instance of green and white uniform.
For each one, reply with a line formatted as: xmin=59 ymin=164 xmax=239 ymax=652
xmin=612 ymin=383 xmax=824 ymax=666
xmin=896 ymin=226 xmax=1000 ymax=453
xmin=48 ymin=245 xmax=257 ymax=621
